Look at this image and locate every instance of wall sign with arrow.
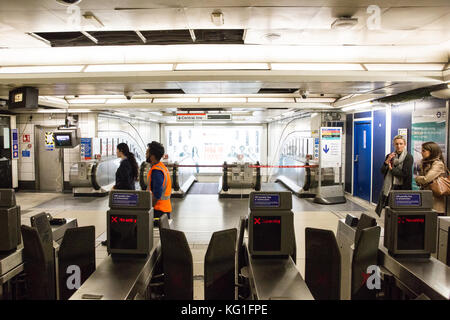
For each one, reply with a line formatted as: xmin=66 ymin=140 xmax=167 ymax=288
xmin=320 ymin=127 xmax=342 ymax=168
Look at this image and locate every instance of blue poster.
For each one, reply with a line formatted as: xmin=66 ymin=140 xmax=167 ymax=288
xmin=12 ymin=129 xmax=19 ymax=159
xmin=22 ymin=150 xmax=30 ymax=157
xmin=80 ymin=138 xmax=92 ymax=160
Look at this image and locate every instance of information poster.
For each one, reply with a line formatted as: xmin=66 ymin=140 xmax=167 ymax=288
xmin=80 ymin=138 xmax=92 ymax=160
xmin=411 ymin=108 xmax=447 ymax=190
xmin=320 ymin=127 xmax=342 ymax=168
xmin=44 ymin=131 xmax=54 ymax=151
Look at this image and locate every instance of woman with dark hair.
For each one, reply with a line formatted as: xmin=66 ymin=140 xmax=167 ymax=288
xmin=415 ymin=142 xmax=447 ymax=215
xmin=113 ymin=142 xmax=139 ymax=190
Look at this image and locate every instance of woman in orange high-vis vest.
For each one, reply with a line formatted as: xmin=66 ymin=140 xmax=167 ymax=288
xmin=146 ymin=141 xmax=172 ymax=219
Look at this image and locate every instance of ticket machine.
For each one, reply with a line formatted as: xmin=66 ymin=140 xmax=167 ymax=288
xmin=107 ymin=191 xmax=153 ymax=258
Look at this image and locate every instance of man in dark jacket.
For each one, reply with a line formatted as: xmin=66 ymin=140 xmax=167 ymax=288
xmin=375 ymin=135 xmax=413 ymax=216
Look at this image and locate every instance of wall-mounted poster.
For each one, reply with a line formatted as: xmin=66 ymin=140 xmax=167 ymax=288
xmin=45 ymin=131 xmax=54 ymax=151
xmin=411 ymin=108 xmax=447 ymax=190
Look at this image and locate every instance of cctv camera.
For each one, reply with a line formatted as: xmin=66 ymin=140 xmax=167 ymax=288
xmin=299 ymin=90 xmax=309 ymax=99
xmin=124 ymin=91 xmax=133 ymax=100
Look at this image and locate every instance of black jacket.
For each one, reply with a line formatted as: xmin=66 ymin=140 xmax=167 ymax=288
xmin=114 ymin=158 xmax=136 ymax=190
xmin=375 ymin=152 xmax=413 ymax=216
xmin=380 ymin=152 xmax=413 ymax=190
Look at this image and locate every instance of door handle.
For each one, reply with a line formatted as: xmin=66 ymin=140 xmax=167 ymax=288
xmin=354 ymin=155 xmax=359 ymax=162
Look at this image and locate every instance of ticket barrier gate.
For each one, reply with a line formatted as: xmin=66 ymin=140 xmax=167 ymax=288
xmin=243 ymin=192 xmax=313 ymax=300
xmin=139 ymin=161 xmax=196 ymax=198
xmin=69 ymin=157 xmax=120 ymax=196
xmin=219 ymin=162 xmax=261 ymax=198
xmin=0 ymin=189 xmax=21 ymax=253
xmin=107 ymin=191 xmax=153 ymax=259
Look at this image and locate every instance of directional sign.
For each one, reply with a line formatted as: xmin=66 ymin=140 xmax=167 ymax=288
xmin=320 ymin=127 xmax=342 ymax=168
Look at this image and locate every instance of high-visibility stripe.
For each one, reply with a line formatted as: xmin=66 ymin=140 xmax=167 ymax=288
xmin=147 ymin=162 xmax=172 ymax=212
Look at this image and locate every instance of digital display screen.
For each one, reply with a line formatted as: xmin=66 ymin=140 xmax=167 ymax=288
xmin=394 ymin=193 xmax=421 ymax=207
xmin=54 ymin=134 xmax=72 ymax=146
xmin=253 ymin=194 xmax=280 ymax=207
xmin=110 ymin=215 xmax=137 ymax=250
xmin=397 ymin=215 xmax=425 ymax=250
xmin=112 ymin=193 xmax=138 ymax=206
xmin=252 ymin=216 xmax=281 ymax=251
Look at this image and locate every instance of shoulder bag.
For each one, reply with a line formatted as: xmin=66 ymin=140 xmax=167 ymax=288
xmin=430 ymin=168 xmax=450 ymax=196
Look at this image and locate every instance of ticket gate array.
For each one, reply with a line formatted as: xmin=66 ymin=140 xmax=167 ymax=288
xmin=337 ymin=191 xmax=450 ymax=301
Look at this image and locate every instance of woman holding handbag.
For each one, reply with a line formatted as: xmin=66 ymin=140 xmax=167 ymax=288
xmin=415 ymin=141 xmax=448 ymax=215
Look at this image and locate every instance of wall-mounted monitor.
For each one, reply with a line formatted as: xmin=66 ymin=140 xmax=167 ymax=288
xmin=53 ymin=129 xmax=80 ymax=148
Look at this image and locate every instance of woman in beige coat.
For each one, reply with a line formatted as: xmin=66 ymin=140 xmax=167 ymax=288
xmin=415 ymin=141 xmax=447 ymax=215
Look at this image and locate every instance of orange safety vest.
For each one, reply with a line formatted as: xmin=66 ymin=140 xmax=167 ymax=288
xmin=147 ymin=162 xmax=172 ymax=213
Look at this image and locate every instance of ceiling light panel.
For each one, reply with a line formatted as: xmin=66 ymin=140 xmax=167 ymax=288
xmin=153 ymin=98 xmax=198 ymax=103
xmin=69 ymin=99 xmax=106 ymax=104
xmin=247 ymin=97 xmax=295 ymax=103
xmin=84 ymin=64 xmax=173 ymax=72
xmin=199 ymin=97 xmax=247 ymax=103
xmin=0 ymin=65 xmax=84 ymax=73
xmin=175 ymin=63 xmax=270 ymax=70
xmin=271 ymin=63 xmax=364 ymax=71
xmin=364 ymin=64 xmax=445 ymax=71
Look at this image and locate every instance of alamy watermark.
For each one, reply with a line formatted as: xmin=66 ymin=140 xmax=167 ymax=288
xmin=66 ymin=265 xmax=81 ymax=290
xmin=363 ymin=265 xmax=381 ymax=290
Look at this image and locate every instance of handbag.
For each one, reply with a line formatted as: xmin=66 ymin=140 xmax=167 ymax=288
xmin=430 ymin=168 xmax=450 ymax=196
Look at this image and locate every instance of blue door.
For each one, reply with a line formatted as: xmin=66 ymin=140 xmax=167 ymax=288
xmin=354 ymin=121 xmax=372 ymax=201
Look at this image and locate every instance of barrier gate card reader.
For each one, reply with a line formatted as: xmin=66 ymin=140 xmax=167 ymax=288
xmin=384 ymin=190 xmax=437 ymax=259
xmin=0 ymin=189 xmax=21 ymax=252
xmin=107 ymin=190 xmax=153 ymax=258
xmin=248 ymin=192 xmax=294 ymax=258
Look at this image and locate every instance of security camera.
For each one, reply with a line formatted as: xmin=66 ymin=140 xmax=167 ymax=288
xmin=124 ymin=91 xmax=133 ymax=100
xmin=299 ymin=90 xmax=309 ymax=99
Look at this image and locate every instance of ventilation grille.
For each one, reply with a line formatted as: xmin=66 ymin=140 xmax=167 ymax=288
xmin=258 ymin=88 xmax=299 ymax=94
xmin=34 ymin=29 xmax=244 ymax=47
xmin=145 ymin=89 xmax=185 ymax=94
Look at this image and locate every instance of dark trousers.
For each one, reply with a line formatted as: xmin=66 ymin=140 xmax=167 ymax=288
xmin=375 ymin=185 xmax=404 ymax=216
xmin=154 ymin=210 xmax=171 ymax=219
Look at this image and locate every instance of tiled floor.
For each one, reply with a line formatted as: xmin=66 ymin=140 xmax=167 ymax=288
xmin=16 ymin=183 xmax=375 ymax=300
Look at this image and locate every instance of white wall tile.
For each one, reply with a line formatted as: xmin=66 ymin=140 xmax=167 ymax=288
xmin=19 ymin=172 xmax=33 ymax=181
